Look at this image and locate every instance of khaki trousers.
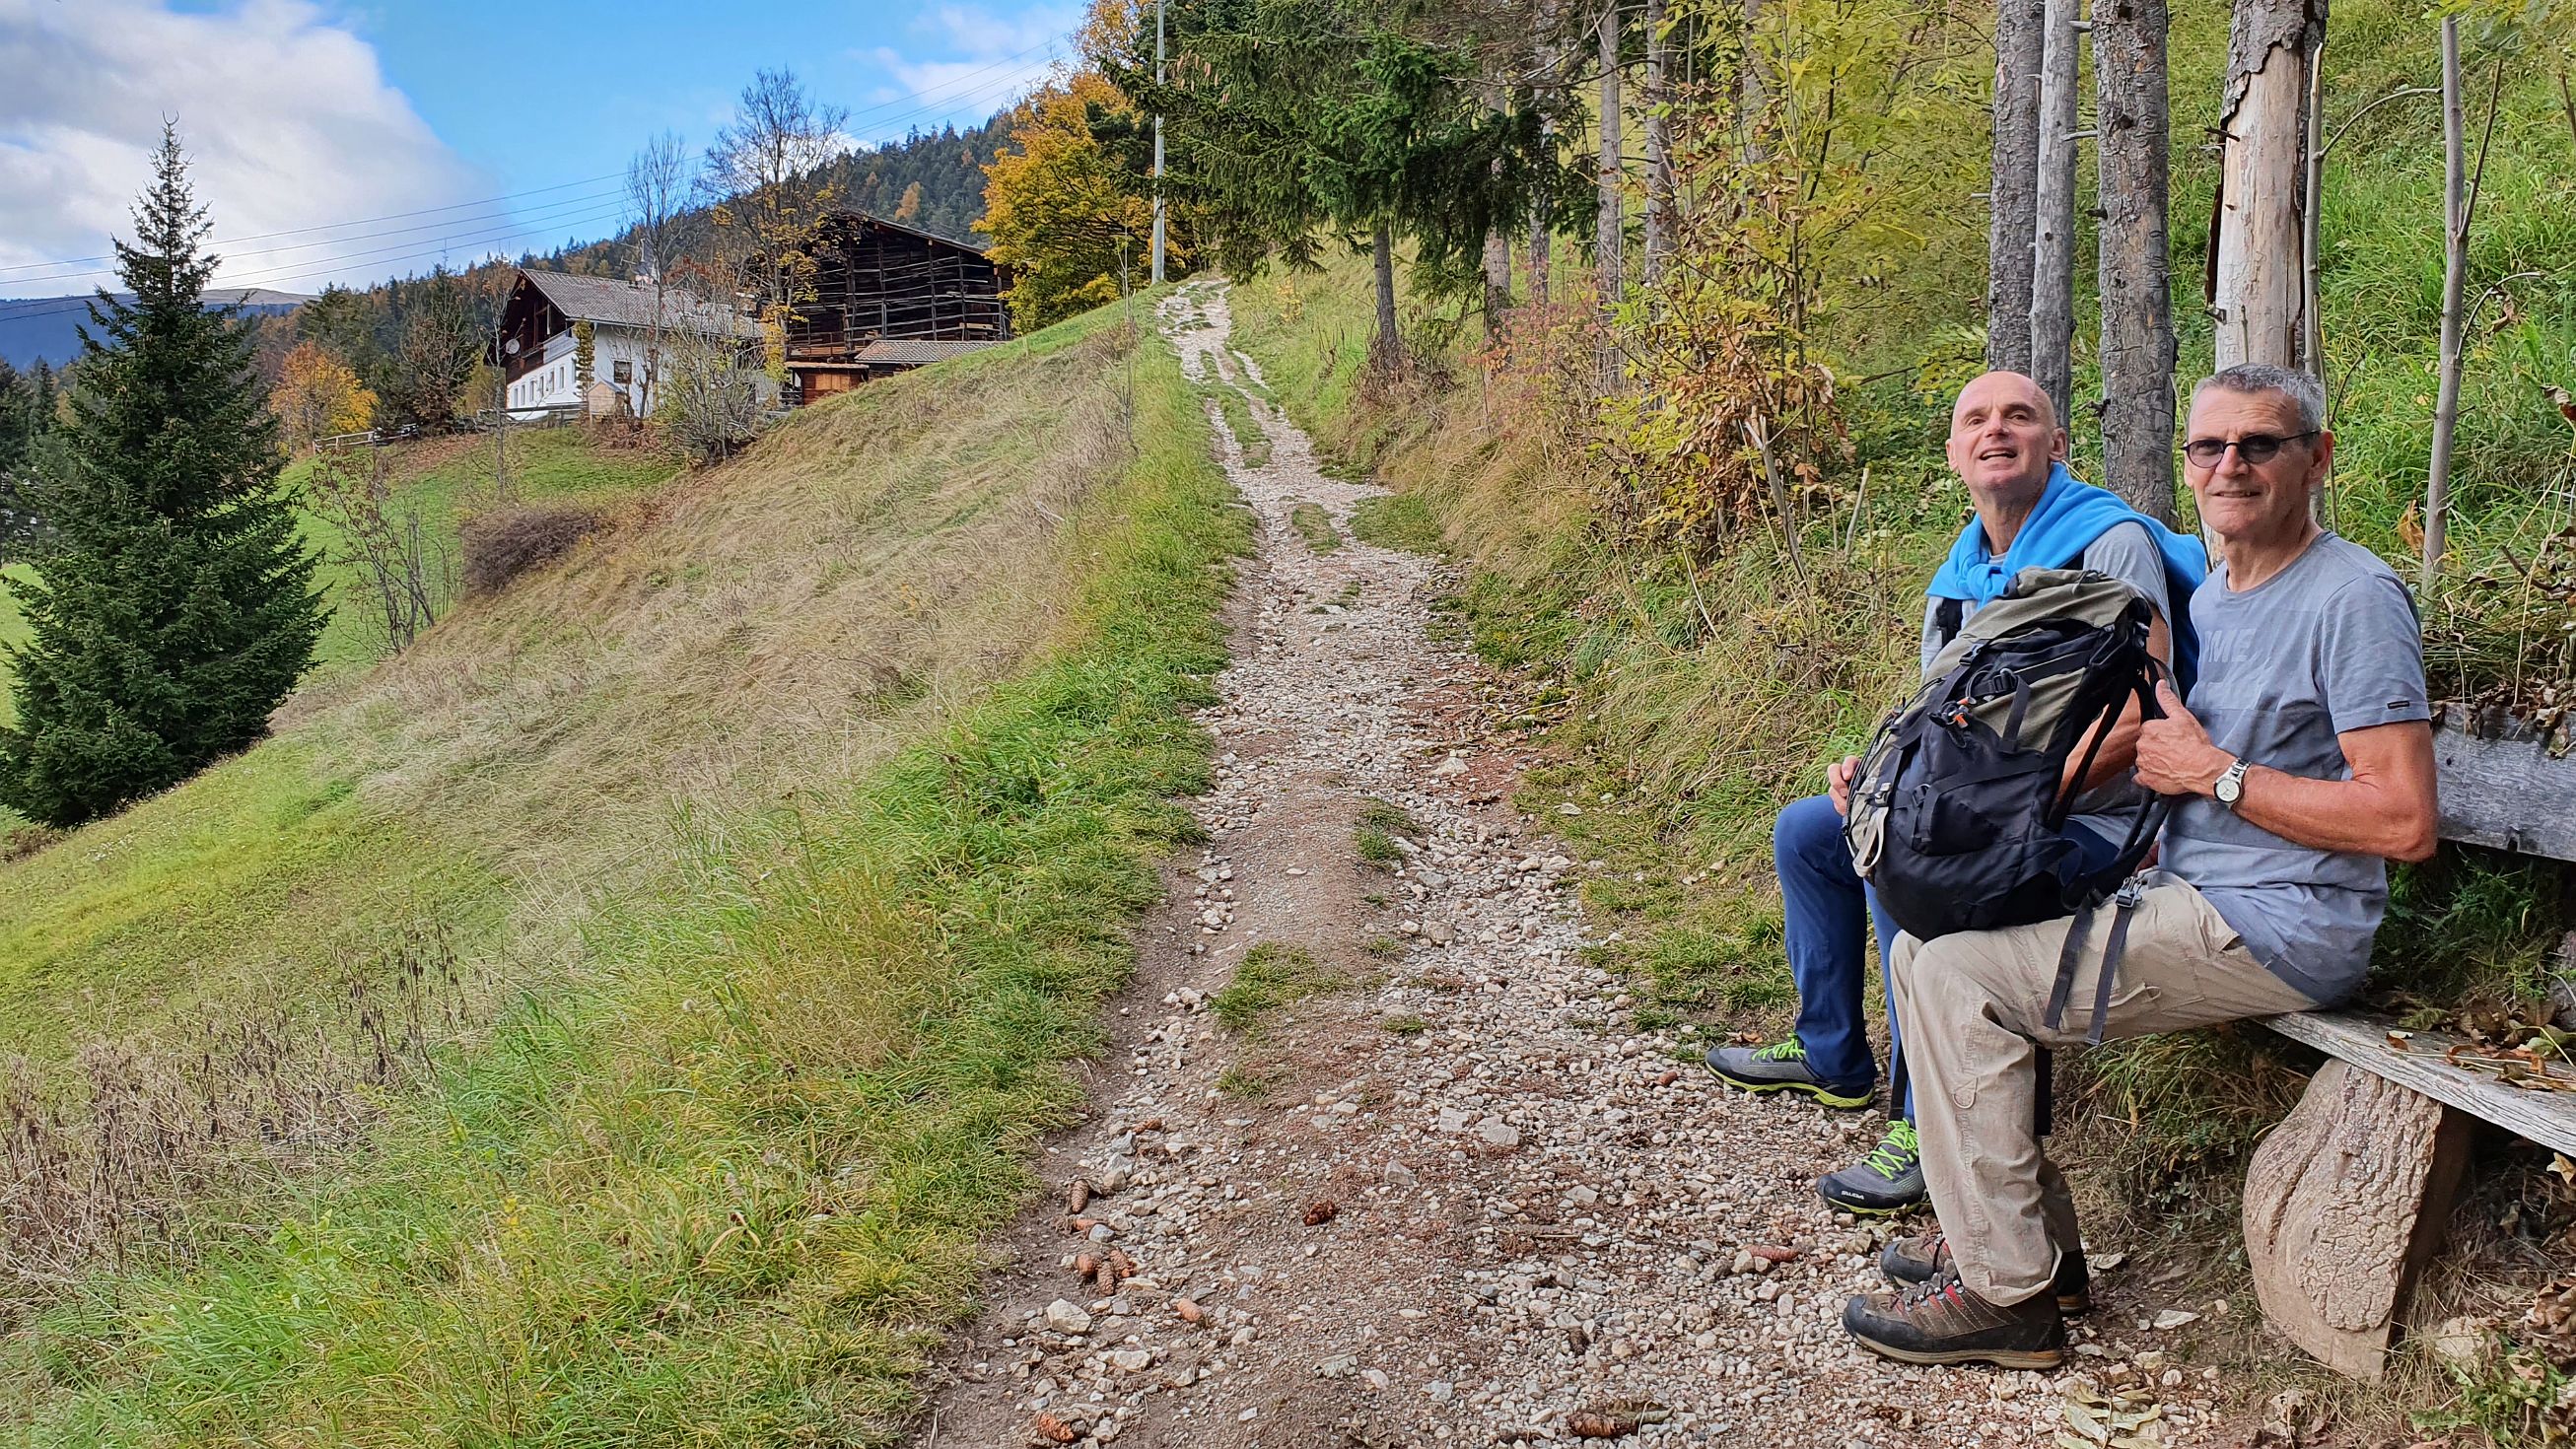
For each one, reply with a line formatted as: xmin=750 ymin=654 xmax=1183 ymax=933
xmin=1886 ymin=871 xmax=2316 ymax=1305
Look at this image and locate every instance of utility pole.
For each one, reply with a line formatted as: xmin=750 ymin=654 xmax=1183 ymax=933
xmin=1150 ymin=0 xmax=1168 ymax=285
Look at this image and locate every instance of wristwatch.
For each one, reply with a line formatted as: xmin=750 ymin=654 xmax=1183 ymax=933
xmin=2213 ymin=756 xmax=2252 ymax=810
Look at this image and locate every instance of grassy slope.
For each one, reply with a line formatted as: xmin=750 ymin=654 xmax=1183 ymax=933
xmin=1 ymin=297 xmax=1243 ymax=1442
xmin=292 ymin=428 xmax=686 ymax=677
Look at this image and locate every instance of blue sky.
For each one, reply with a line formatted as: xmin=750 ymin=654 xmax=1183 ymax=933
xmin=0 ymin=0 xmax=1081 ymax=298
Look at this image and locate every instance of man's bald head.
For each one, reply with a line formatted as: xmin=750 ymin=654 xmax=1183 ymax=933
xmin=1946 ymin=370 xmax=2067 ymax=508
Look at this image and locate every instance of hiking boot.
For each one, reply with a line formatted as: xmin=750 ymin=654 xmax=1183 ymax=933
xmin=1843 ymin=1267 xmax=2066 ymax=1369
xmin=1879 ymin=1226 xmax=2091 ymax=1314
xmin=1704 ymin=1037 xmax=1873 ymax=1111
xmin=1815 ymin=1120 xmax=1926 ymax=1215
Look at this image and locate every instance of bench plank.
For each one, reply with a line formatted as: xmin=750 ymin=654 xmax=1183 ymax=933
xmin=2434 ymin=716 xmax=2576 ymax=862
xmin=2262 ymin=1010 xmax=2576 ymax=1157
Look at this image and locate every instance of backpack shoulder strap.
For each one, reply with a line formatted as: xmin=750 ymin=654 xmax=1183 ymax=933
xmin=1930 ymin=595 xmax=1965 ymax=651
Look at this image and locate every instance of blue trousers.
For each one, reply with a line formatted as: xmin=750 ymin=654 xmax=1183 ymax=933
xmin=1774 ymin=794 xmax=2123 ymax=1121
xmin=1774 ymin=793 xmax=1904 ymax=1105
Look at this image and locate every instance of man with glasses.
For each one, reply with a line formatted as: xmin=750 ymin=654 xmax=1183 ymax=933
xmin=1842 ymin=364 xmax=2440 ymax=1368
xmin=1705 ymin=370 xmax=2202 ymax=1218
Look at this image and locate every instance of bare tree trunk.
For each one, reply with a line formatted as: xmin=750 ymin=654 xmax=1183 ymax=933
xmin=2096 ymin=0 xmax=2177 ymax=523
xmin=2301 ymin=35 xmax=2327 ymax=376
xmin=1530 ymin=2 xmax=1560 ymax=310
xmin=1485 ymin=84 xmax=1515 ymax=322
xmin=1642 ymin=0 xmax=1674 ymax=289
xmin=2423 ymin=17 xmax=2466 ymax=589
xmin=1371 ymin=224 xmax=1402 ymax=376
xmin=1988 ymin=0 xmax=2045 ymax=373
xmin=2030 ymin=0 xmax=2082 ymax=424
xmin=2211 ymin=0 xmax=2326 ymax=370
xmin=1597 ymin=0 xmax=1625 ymax=386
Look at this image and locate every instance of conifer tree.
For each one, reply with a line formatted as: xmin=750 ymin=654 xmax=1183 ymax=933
xmin=0 ymin=123 xmax=325 ymax=826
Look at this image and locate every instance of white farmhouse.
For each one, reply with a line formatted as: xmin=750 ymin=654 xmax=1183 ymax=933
xmin=494 ymin=268 xmax=761 ymax=417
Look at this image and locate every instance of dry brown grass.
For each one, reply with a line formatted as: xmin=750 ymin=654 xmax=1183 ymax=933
xmin=0 ymin=322 xmax=1147 ymax=1302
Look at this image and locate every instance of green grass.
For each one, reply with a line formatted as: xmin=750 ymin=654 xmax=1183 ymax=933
xmin=0 ymin=301 xmax=1245 ymax=1442
xmin=1350 ymin=493 xmax=1444 ymax=553
xmin=1211 ymin=384 xmax=1273 ymax=467
xmin=1209 ymin=942 xmax=1344 ymax=1036
xmin=1215 ymin=1065 xmax=1275 ymax=1099
xmin=1379 ymin=1012 xmax=1427 ymax=1036
xmin=1354 ymin=796 xmax=1419 ymax=868
xmin=1288 ymin=501 xmax=1341 ymax=553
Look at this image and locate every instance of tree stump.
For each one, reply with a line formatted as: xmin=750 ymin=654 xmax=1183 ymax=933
xmin=2242 ymin=1059 xmax=2472 ymax=1379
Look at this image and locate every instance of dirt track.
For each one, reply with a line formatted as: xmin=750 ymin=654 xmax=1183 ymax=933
xmin=917 ymin=281 xmax=2240 ymax=1449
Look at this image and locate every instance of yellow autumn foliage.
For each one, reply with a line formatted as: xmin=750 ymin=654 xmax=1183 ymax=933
xmin=982 ymin=70 xmax=1168 ymax=330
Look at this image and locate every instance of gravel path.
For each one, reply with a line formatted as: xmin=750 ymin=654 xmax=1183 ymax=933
xmin=919 ymin=281 xmax=2235 ymax=1448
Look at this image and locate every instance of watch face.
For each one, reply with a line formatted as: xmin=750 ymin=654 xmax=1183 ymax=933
xmin=2215 ymin=770 xmax=2242 ymax=804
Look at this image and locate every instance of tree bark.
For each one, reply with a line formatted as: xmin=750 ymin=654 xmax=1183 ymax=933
xmin=2095 ymin=0 xmax=2178 ymax=523
xmin=2301 ymin=36 xmax=2327 ymax=375
xmin=1988 ymin=0 xmax=2045 ymax=373
xmin=1597 ymin=0 xmax=1625 ymax=386
xmin=2423 ymin=17 xmax=2466 ymax=588
xmin=1486 ymin=84 xmax=1515 ymax=322
xmin=2243 ymin=1061 xmax=2470 ymax=1380
xmin=2030 ymin=0 xmax=2081 ymax=425
xmin=1642 ymin=0 xmax=1674 ymax=289
xmin=2211 ymin=0 xmax=2326 ymax=371
xmin=1530 ymin=6 xmax=1560 ymax=311
xmin=1371 ymin=223 xmax=1402 ymax=376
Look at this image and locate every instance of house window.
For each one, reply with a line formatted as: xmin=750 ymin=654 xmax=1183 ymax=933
xmin=613 ymin=360 xmax=632 ymax=384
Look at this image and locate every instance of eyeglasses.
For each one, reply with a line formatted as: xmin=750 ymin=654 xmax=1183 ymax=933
xmin=2182 ymin=432 xmax=2319 ymax=467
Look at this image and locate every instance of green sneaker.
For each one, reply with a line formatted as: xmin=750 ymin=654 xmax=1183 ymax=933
xmin=1816 ymin=1119 xmax=1927 ymax=1215
xmin=1704 ymin=1037 xmax=1874 ymax=1111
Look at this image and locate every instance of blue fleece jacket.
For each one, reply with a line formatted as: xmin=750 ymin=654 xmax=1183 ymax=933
xmin=1926 ymin=461 xmax=2208 ymax=688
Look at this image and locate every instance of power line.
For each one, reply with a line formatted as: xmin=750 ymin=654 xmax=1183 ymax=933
xmin=0 ymin=186 xmax=633 ymax=291
xmin=0 ymin=201 xmax=636 ymax=325
xmin=0 ymin=172 xmax=628 ymax=278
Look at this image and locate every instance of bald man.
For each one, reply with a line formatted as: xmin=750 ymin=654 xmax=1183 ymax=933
xmin=1706 ymin=372 xmax=2204 ymax=1220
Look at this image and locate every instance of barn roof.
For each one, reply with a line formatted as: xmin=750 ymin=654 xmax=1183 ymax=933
xmin=515 ymin=269 xmax=758 ymax=337
xmin=853 ymin=338 xmax=1000 ymax=366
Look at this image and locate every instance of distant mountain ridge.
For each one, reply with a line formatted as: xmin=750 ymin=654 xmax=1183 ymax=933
xmin=0 ymin=289 xmax=309 ymax=369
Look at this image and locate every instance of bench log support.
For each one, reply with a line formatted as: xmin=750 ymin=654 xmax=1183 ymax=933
xmin=2242 ymin=1059 xmax=2472 ymax=1379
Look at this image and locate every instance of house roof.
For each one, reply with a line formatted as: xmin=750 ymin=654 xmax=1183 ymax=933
xmin=515 ymin=269 xmax=759 ymax=338
xmin=853 ymin=338 xmax=1000 ymax=366
xmin=815 ymin=210 xmax=992 ymax=257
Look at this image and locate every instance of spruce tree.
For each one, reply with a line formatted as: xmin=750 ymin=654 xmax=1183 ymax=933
xmin=0 ymin=123 xmax=325 ymax=826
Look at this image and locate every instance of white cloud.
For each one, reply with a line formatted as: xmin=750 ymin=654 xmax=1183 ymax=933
xmin=0 ymin=0 xmax=483 ymax=299
xmin=854 ymin=2 xmax=1082 ymax=143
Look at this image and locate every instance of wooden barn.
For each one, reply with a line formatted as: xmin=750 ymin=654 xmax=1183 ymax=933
xmin=783 ymin=212 xmax=1011 ymax=403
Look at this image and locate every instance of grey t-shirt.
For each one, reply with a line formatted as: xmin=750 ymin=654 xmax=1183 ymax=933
xmin=2161 ymin=533 xmax=2430 ymax=1005
xmin=1918 ymin=520 xmax=2177 ymax=845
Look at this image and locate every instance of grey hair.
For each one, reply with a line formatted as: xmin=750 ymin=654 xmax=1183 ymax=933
xmin=2192 ymin=365 xmax=2325 ymax=434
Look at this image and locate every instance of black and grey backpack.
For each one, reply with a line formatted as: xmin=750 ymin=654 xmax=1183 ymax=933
xmin=1843 ymin=569 xmax=2172 ymax=1013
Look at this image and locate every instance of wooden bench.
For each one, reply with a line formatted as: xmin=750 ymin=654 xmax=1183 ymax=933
xmin=2240 ymin=716 xmax=2576 ymax=1379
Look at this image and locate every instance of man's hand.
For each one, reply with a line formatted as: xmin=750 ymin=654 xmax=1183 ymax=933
xmin=1828 ymin=754 xmax=1860 ymax=815
xmin=2133 ymin=682 xmax=2236 ymax=797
